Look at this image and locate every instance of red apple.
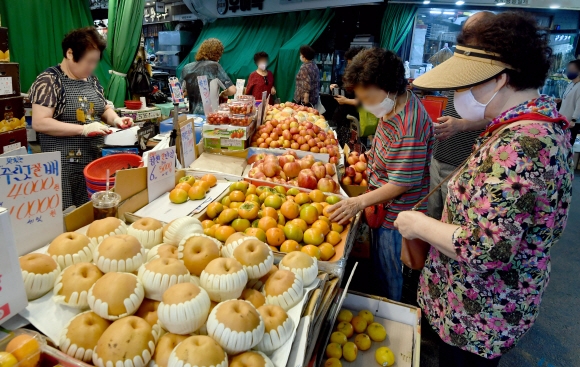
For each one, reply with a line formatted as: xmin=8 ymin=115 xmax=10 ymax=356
xmin=300 ymin=143 xmax=310 ymax=151
xmin=299 ymin=130 xmax=308 ymax=137
xmin=283 ymin=130 xmax=292 ymax=140
xmin=308 ymin=139 xmax=316 ymax=147
xmin=342 ymin=176 xmax=353 ymax=185
xmin=330 ymin=156 xmax=339 ymax=164
xmin=355 ymin=161 xmax=367 ymax=173
xmin=325 ymin=163 xmax=336 ymax=176
xmin=297 ymin=169 xmax=317 ymax=190
xmin=318 ymin=132 xmax=327 ymax=141
xmin=312 ymin=164 xmax=326 ymax=180
xmin=306 ymin=129 xmax=315 ymax=137
xmin=283 ymin=161 xmax=301 ymax=178
xmin=346 ymin=166 xmax=356 ymax=177
xmin=305 ymin=122 xmax=313 ymax=129
xmin=313 ymin=125 xmax=321 ymax=134
xmin=297 ymin=136 xmax=306 ymax=145
xmin=317 ymin=178 xmax=335 ymax=193
xmin=354 ymin=172 xmax=363 ymax=184
xmin=263 ymin=162 xmax=281 ymax=178
xmin=254 ymin=171 xmax=266 ymax=179
xmin=290 ymin=127 xmax=299 ymax=134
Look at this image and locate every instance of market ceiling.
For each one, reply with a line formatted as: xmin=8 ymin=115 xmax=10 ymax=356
xmin=394 ymin=0 xmax=580 ymax=10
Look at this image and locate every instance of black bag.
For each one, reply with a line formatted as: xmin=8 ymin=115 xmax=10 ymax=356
xmin=128 ymin=59 xmax=151 ymax=95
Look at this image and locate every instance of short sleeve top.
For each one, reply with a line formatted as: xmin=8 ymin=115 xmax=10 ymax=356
xmin=181 ymin=60 xmax=234 ymax=115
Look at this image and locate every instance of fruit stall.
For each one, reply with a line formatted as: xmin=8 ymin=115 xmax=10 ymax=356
xmin=1 ymin=96 xmax=418 ymax=367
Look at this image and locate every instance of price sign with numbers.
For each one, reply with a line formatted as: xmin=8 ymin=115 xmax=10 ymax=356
xmin=168 ymin=77 xmax=184 ymax=104
xmin=180 ymin=120 xmax=196 ymax=167
xmin=147 ymin=146 xmax=176 ymax=202
xmin=197 ymin=75 xmax=212 ymax=116
xmin=0 ymin=151 xmax=63 ymax=255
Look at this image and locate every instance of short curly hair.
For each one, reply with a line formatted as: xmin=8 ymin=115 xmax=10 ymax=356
xmin=299 ymin=45 xmax=316 ymax=61
xmin=342 ymin=48 xmax=407 ymax=95
xmin=62 ymin=27 xmax=106 ymax=62
xmin=344 ymin=47 xmax=364 ymax=62
xmin=254 ymin=51 xmax=269 ymax=64
xmin=458 ymin=11 xmax=552 ymax=90
xmin=195 ymin=38 xmax=224 ymax=62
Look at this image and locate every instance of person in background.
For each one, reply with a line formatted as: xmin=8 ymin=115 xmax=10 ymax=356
xmin=246 ymin=51 xmax=276 ymax=104
xmin=330 ymin=46 xmax=364 ymax=146
xmin=181 ymin=38 xmax=236 ymax=114
xmin=328 ymin=48 xmax=434 ymax=303
xmin=427 ymin=11 xmax=493 ymax=221
xmin=559 ymin=59 xmax=580 ymax=145
xmin=294 ymin=45 xmax=320 ymax=108
xmin=397 ymin=12 xmax=572 ymax=366
xmin=29 ymin=27 xmax=133 ymax=210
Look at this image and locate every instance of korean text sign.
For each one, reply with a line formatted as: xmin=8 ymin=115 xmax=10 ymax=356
xmin=0 ymin=152 xmax=63 ymax=255
xmin=147 ymin=147 xmax=176 ymax=202
xmin=180 ymin=121 xmax=196 ymax=167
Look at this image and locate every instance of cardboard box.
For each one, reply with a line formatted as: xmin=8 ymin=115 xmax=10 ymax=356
xmin=203 ymin=136 xmax=250 ymax=151
xmin=202 ymin=120 xmax=255 ymax=140
xmin=0 ymin=28 xmax=8 ymax=62
xmin=0 ymin=208 xmax=28 ymax=324
xmin=0 ymin=63 xmax=20 ymax=97
xmin=0 ymin=127 xmax=26 ymax=153
xmin=116 ymin=106 xmax=161 ymax=122
xmin=0 ymin=96 xmax=25 ymax=133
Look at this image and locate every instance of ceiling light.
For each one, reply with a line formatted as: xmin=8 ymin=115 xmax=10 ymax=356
xmin=495 ymin=1 xmax=506 ymax=5
xmin=549 ymin=4 xmax=560 ymax=8
xmin=423 ymin=0 xmax=430 ymax=3
xmin=430 ymin=10 xmax=442 ymax=14
xmin=443 ymin=11 xmax=455 ymax=14
xmin=456 ymin=1 xmax=465 ymax=4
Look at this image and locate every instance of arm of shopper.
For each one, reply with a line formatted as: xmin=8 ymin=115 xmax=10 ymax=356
xmin=396 ymin=137 xmax=543 ymax=272
xmin=334 ymin=95 xmax=358 ymax=106
xmin=573 ymin=89 xmax=580 ymax=122
xmin=434 ymin=116 xmax=488 ymax=140
xmin=216 ymin=63 xmax=235 ymax=97
xmin=32 ymin=104 xmax=83 ymax=136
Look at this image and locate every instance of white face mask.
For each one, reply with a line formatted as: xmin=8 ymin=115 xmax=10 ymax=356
xmin=364 ymin=93 xmax=396 ymax=118
xmin=258 ymin=62 xmax=267 ymax=71
xmin=454 ymin=87 xmax=499 ymax=121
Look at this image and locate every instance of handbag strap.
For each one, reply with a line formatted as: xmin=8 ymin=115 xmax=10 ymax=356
xmin=410 ymin=120 xmax=538 ymax=211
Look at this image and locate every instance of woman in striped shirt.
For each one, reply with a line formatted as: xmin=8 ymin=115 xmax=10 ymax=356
xmin=328 ymin=48 xmax=434 ymax=302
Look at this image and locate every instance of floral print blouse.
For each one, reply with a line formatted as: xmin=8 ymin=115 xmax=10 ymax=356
xmin=293 ymin=61 xmax=320 ymax=105
xmin=418 ymin=96 xmax=573 ymax=359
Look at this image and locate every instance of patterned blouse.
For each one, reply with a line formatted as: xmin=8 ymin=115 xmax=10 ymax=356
xmin=418 ymin=96 xmax=573 ymax=359
xmin=181 ymin=60 xmax=233 ymax=115
xmin=293 ymin=61 xmax=320 ymax=105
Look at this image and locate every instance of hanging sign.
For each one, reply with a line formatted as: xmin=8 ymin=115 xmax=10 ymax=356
xmin=179 ymin=120 xmax=196 ymax=168
xmin=0 ymin=151 xmax=63 ymax=256
xmin=217 ymin=0 xmax=264 ymax=15
xmin=155 ymin=1 xmax=165 ymax=13
xmin=197 ymin=75 xmax=213 ymax=116
xmin=147 ymin=146 xmax=176 ymax=202
xmin=168 ymin=77 xmax=184 ymax=104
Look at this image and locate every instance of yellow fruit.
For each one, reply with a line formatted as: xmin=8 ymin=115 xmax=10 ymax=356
xmin=195 ymin=180 xmax=211 ymax=193
xmin=326 ymin=231 xmax=342 ymax=246
xmin=311 ymin=220 xmax=330 ymax=235
xmin=188 ymin=186 xmax=206 ymax=200
xmin=342 ymin=342 xmax=358 ymax=362
xmin=280 ymin=240 xmax=301 ymax=253
xmin=375 ymin=346 xmax=395 ymax=366
xmin=309 ymin=189 xmax=325 ymax=203
xmin=351 ymin=315 xmax=368 ymax=334
xmin=215 ymin=226 xmax=236 ymax=242
xmin=367 ymin=322 xmax=387 ymax=342
xmin=303 ymin=228 xmax=324 ymax=246
xmin=336 ymin=321 xmax=354 ymax=338
xmin=337 ymin=309 xmax=353 ymax=323
xmin=6 ymin=335 xmax=40 ymax=367
xmin=0 ymin=352 xmax=18 ymax=367
xmin=324 ymin=358 xmax=342 ymax=367
xmin=319 ymin=243 xmax=335 ymax=261
xmin=330 ymin=332 xmax=347 ymax=346
xmin=358 ymin=309 xmax=374 ymax=324
xmin=169 ymin=188 xmax=188 ymax=204
xmin=354 ymin=333 xmax=371 ymax=351
xmin=201 ymin=174 xmax=217 ymax=187
xmin=331 ymin=222 xmax=344 ymax=233
xmin=301 ymin=245 xmax=321 ymax=260
xmin=325 ymin=343 xmax=342 ymax=359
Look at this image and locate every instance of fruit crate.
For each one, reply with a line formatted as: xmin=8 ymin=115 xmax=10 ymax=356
xmin=314 ymin=290 xmax=421 ymax=367
xmin=0 ymin=328 xmax=47 ymax=367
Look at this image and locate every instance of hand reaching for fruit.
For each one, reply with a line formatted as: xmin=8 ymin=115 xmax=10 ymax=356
xmin=328 ymin=197 xmax=363 ymax=225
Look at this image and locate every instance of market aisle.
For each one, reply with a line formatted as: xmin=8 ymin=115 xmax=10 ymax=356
xmin=345 ymin=177 xmax=580 ymax=367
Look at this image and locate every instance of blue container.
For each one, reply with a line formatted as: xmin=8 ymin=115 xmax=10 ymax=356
xmin=159 ymin=114 xmax=205 ymax=144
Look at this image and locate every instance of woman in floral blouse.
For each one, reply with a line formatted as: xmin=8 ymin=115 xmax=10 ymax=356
xmin=293 ymin=45 xmax=320 ymax=107
xmin=397 ymin=12 xmax=573 ymax=367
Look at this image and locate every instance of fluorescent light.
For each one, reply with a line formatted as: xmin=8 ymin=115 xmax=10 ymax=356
xmin=456 ymin=1 xmax=465 ymax=4
xmin=423 ymin=0 xmax=430 ymax=3
xmin=430 ymin=10 xmax=442 ymax=14
xmin=496 ymin=1 xmax=506 ymax=5
xmin=443 ymin=11 xmax=455 ymax=14
xmin=550 ymin=4 xmax=560 ymax=8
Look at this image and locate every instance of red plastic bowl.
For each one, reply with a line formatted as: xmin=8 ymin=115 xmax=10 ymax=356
xmin=125 ymin=100 xmax=143 ymax=110
xmin=84 ymin=154 xmax=143 ymax=183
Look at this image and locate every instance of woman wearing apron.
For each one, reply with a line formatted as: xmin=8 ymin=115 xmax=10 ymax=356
xmin=29 ymin=27 xmax=133 ymax=210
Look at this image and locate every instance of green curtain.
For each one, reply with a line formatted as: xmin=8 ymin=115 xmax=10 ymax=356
xmin=380 ymin=4 xmax=417 ymax=53
xmin=177 ymin=8 xmax=334 ymax=103
xmin=277 ymin=8 xmax=334 ymax=102
xmin=0 ymin=0 xmax=110 ymax=92
xmin=106 ymin=0 xmax=143 ymax=107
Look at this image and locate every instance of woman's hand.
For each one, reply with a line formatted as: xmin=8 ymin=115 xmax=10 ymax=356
xmin=114 ymin=116 xmax=134 ymax=129
xmin=330 ymin=84 xmax=338 ymax=90
xmin=328 ymin=197 xmax=363 ymax=225
xmin=334 ymin=95 xmax=348 ymax=105
xmin=271 ymin=86 xmax=276 ymax=95
xmin=82 ymin=122 xmax=111 ymax=137
xmin=394 ymin=211 xmax=427 ymax=239
xmin=434 ymin=116 xmax=466 ymax=140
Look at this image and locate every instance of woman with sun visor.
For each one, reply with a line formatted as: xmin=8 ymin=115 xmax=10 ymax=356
xmin=393 ymin=11 xmax=573 ymax=367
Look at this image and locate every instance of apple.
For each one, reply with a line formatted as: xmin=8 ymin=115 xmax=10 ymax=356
xmin=317 ymin=178 xmax=336 ymax=193
xmin=347 ymin=156 xmax=359 ymax=166
xmin=259 ymin=143 xmax=268 ymax=148
xmin=354 ymin=172 xmax=363 ymax=184
xmin=300 ymin=157 xmax=314 ymax=169
xmin=318 ymin=132 xmax=327 ymax=141
xmin=297 ymin=136 xmax=306 ymax=145
xmin=283 ymin=140 xmax=291 ymax=148
xmin=290 ymin=127 xmax=299 ymax=134
xmin=345 ymin=166 xmax=356 ymax=177
xmin=305 ymin=122 xmax=313 ymax=129
xmin=306 ymin=129 xmax=315 ymax=137
xmin=254 ymin=171 xmax=266 ymax=179
xmin=355 ymin=161 xmax=367 ymax=173
xmin=270 ymin=141 xmax=280 ymax=148
xmin=290 ymin=121 xmax=299 ymax=128
xmin=282 ymin=130 xmax=292 ymax=140
xmin=342 ymin=176 xmax=353 ymax=185
xmin=263 ymin=162 xmax=281 ymax=178
xmin=279 ymin=154 xmax=295 ymax=166
xmin=257 ymin=138 xmax=264 ymax=144
xmin=313 ymin=125 xmax=321 ymax=134
xmin=312 ymin=164 xmax=327 ymax=180
xmin=311 ymin=147 xmax=320 ymax=153
xmin=308 ymin=138 xmax=316 ymax=147
xmin=299 ymin=130 xmax=308 ymax=137
xmin=325 ymin=163 xmax=336 ymax=176
xmin=297 ymin=169 xmax=317 ymax=190
xmin=283 ymin=162 xmax=302 ymax=178
xmin=359 ymin=154 xmax=367 ymax=163
xmin=300 ymin=143 xmax=310 ymax=151
xmin=330 ymin=156 xmax=339 ymax=164
xmin=320 ymin=147 xmax=328 ymax=154
xmin=286 ymin=150 xmax=298 ymax=158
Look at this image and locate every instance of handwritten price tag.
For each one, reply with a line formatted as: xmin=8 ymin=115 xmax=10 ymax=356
xmin=147 ymin=146 xmax=176 ymax=202
xmin=197 ymin=75 xmax=212 ymax=116
xmin=180 ymin=121 xmax=196 ymax=167
xmin=0 ymin=151 xmax=63 ymax=255
xmin=168 ymin=77 xmax=184 ymax=104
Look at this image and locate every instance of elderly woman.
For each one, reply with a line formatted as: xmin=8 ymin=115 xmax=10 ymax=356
xmin=181 ymin=38 xmax=236 ymax=114
xmin=293 ymin=45 xmax=320 ymax=108
xmin=29 ymin=27 xmax=133 ymax=210
xmin=395 ymin=12 xmax=572 ymax=366
xmin=246 ymin=51 xmax=276 ymax=104
xmin=328 ymin=48 xmax=433 ymax=302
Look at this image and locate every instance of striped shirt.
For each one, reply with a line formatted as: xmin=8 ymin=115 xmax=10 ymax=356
xmin=432 ymin=92 xmax=484 ymax=167
xmin=368 ymin=92 xmax=434 ymax=229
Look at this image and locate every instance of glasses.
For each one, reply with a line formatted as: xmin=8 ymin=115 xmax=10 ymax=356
xmin=263 ymin=76 xmax=268 ymax=85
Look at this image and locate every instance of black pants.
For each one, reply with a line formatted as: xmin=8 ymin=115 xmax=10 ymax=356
xmin=439 ymin=337 xmax=501 ymax=367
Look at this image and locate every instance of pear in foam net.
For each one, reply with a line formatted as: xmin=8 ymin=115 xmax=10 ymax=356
xmin=53 ymin=262 xmax=103 ymax=308
xmin=263 ymin=269 xmax=303 ymax=311
xmin=278 ymin=251 xmax=318 ymax=286
xmin=128 ymin=217 xmax=164 ymax=249
xmin=200 ymin=257 xmax=248 ymax=302
xmin=157 ymin=282 xmax=211 ymax=335
xmin=137 ymin=258 xmax=190 ymax=301
xmin=167 ymin=335 xmax=227 ymax=367
xmin=93 ymin=234 xmax=145 ymax=273
xmin=86 ymin=217 xmax=127 ymax=249
xmin=59 ymin=311 xmax=111 ymax=363
xmin=88 ymin=272 xmax=144 ymax=320
xmin=47 ymin=232 xmax=92 ymax=268
xmin=19 ymin=253 xmax=61 ymax=301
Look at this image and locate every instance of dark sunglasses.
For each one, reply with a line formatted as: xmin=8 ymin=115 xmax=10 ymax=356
xmin=263 ymin=76 xmax=268 ymax=85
